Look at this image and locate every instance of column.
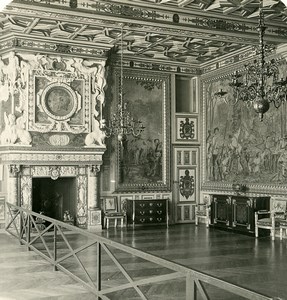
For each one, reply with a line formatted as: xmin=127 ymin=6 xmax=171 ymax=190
xmin=87 ymin=165 xmax=102 ymax=231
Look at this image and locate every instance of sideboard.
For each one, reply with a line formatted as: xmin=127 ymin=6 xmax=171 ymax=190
xmin=126 ymin=199 xmax=169 ymax=227
xmin=210 ymin=194 xmax=270 ymax=235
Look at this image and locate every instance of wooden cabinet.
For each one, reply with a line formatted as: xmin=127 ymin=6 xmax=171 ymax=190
xmin=127 ymin=199 xmax=169 ymax=227
xmin=210 ymin=194 xmax=270 ymax=235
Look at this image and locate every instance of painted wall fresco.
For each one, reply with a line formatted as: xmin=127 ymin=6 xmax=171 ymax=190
xmin=204 ymin=63 xmax=287 ymax=185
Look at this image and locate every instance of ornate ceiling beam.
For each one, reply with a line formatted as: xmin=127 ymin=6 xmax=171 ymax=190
xmin=6 ymin=0 xmax=287 ymax=44
xmin=178 ymin=0 xmax=195 ymax=7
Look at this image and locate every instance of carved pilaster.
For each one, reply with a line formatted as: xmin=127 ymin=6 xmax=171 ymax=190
xmin=88 ymin=165 xmax=100 ymax=208
xmin=88 ymin=165 xmax=102 ymax=231
xmin=8 ymin=164 xmax=20 ymax=205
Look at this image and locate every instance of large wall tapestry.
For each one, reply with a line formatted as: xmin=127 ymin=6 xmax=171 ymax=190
xmin=203 ymin=62 xmax=287 ymax=192
xmin=115 ymin=71 xmax=170 ymax=192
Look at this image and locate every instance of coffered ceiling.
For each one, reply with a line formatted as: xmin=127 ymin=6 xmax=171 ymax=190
xmin=0 ymin=0 xmax=286 ymax=67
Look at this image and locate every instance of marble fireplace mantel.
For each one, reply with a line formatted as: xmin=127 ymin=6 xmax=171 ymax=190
xmin=0 ymin=145 xmax=106 ymax=231
xmin=0 ymin=146 xmax=106 ymax=166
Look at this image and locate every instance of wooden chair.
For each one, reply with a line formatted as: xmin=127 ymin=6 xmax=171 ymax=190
xmin=255 ymin=199 xmax=286 ymax=240
xmin=102 ymin=196 xmax=125 ymax=229
xmin=280 ymin=219 xmax=287 ymax=240
xmin=195 ymin=196 xmax=211 ymax=228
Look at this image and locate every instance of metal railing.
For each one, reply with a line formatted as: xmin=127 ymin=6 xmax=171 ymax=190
xmin=5 ymin=203 xmax=272 ymax=300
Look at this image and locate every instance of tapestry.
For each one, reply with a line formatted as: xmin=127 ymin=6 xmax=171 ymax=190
xmin=204 ymin=63 xmax=287 ymax=185
xmin=116 ymin=72 xmax=170 ymax=191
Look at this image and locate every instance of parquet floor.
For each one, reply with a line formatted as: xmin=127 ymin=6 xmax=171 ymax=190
xmin=0 ymin=224 xmax=286 ymax=300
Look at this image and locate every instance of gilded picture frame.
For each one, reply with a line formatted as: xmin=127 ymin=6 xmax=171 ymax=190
xmin=115 ymin=70 xmax=171 ymax=192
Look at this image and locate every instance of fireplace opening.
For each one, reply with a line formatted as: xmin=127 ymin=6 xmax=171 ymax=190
xmin=32 ymin=177 xmax=77 ymax=223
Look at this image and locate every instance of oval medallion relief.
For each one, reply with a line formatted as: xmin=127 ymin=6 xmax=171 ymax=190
xmin=49 ymin=134 xmax=70 ymax=146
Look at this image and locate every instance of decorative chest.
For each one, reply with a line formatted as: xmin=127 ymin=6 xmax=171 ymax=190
xmin=210 ymin=194 xmax=270 ymax=235
xmin=126 ymin=199 xmax=169 ymax=227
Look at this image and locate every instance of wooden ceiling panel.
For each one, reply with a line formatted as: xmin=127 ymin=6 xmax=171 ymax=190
xmin=129 ymin=0 xmax=286 ymax=21
xmin=0 ymin=0 xmax=286 ymax=66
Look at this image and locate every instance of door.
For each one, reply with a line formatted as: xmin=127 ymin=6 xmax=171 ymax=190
xmin=173 ymin=146 xmax=199 ymax=223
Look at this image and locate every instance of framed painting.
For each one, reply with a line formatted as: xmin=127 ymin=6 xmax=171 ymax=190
xmin=30 ymin=73 xmax=89 ymax=134
xmin=115 ymin=70 xmax=171 ymax=192
xmin=119 ymin=195 xmax=133 ymax=212
xmin=41 ymin=83 xmax=79 ymax=121
xmin=202 ymin=63 xmax=287 ymax=194
xmin=101 ymin=196 xmax=118 ymax=212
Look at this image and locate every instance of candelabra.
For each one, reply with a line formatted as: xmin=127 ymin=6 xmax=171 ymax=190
xmin=216 ymin=0 xmax=287 ymax=121
xmin=102 ymin=25 xmax=145 ymax=141
xmin=104 ymin=102 xmax=145 ymax=141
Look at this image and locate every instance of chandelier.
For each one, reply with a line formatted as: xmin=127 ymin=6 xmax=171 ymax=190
xmin=103 ymin=25 xmax=145 ymax=141
xmin=215 ymin=0 xmax=287 ymax=121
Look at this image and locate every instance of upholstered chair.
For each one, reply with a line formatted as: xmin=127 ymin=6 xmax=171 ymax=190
xmin=195 ymin=195 xmax=211 ymax=228
xmin=255 ymin=198 xmax=287 ymax=240
xmin=280 ymin=219 xmax=287 ymax=240
xmin=102 ymin=196 xmax=126 ymax=229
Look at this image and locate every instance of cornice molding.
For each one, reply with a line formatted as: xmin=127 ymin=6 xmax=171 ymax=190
xmin=111 ymin=56 xmax=200 ymax=75
xmin=0 ymin=34 xmax=113 ymax=58
xmin=6 ymin=1 xmax=287 ymax=43
xmin=0 ymin=147 xmax=106 ymax=165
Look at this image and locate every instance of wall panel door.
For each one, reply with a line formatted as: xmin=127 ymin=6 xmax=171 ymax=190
xmin=173 ymin=146 xmax=199 ymax=223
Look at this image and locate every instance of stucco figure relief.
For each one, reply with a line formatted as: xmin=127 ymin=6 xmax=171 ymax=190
xmin=0 ymin=112 xmax=32 ymax=145
xmin=85 ymin=119 xmax=106 ymax=147
xmin=0 ymin=53 xmax=22 ymax=104
xmin=92 ymin=63 xmax=106 ymax=117
xmin=0 ymin=57 xmax=10 ymax=103
xmin=77 ymin=176 xmax=87 ymax=226
xmin=5 ymin=52 xmax=20 ymax=87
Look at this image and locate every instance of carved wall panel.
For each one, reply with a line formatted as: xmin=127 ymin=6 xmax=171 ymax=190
xmin=0 ymin=51 xmax=107 ymax=148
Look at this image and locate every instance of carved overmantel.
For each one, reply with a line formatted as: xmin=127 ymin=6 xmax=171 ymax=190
xmin=0 ymin=47 xmax=111 ymax=230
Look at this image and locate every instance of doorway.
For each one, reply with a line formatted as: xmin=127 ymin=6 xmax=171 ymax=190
xmin=32 ymin=177 xmax=77 ymax=222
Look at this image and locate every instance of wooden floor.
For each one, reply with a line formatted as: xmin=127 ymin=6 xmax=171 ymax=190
xmin=0 ymin=224 xmax=286 ymax=300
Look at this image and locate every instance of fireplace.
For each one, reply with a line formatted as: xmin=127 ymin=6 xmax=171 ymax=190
xmin=0 ymin=51 xmax=108 ymax=230
xmin=7 ymin=163 xmax=105 ymax=230
xmin=32 ymin=177 xmax=77 ymax=222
